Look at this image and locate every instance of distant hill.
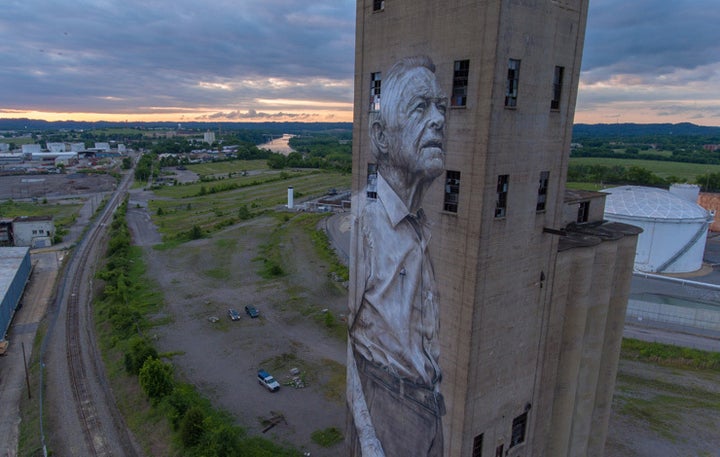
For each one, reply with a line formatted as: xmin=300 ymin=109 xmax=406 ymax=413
xmin=0 ymin=118 xmax=353 ymax=133
xmin=573 ymin=122 xmax=720 ymax=138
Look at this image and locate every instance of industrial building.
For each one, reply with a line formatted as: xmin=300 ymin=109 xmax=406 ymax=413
xmin=603 ymin=185 xmax=713 ymax=273
xmin=348 ymin=1 xmax=640 ymax=456
xmin=11 ymin=216 xmax=55 ymax=248
xmin=0 ymin=247 xmax=31 ymax=341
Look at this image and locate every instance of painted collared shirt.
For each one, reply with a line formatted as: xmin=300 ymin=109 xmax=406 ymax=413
xmin=350 ymin=173 xmax=441 ymax=387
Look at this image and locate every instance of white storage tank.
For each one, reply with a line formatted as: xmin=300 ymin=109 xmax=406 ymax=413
xmin=602 ymin=186 xmax=713 ymax=273
xmin=669 ymin=183 xmax=700 ymax=203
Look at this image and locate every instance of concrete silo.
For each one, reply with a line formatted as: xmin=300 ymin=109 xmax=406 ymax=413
xmin=602 ymin=186 xmax=713 ymax=273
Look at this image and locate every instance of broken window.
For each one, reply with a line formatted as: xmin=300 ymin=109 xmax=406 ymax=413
xmin=505 ymin=59 xmax=521 ymax=107
xmin=551 ymin=65 xmax=564 ymax=110
xmin=444 ymin=170 xmax=461 ymax=212
xmin=495 ymin=174 xmax=509 ymax=218
xmin=537 ymin=171 xmax=549 ymax=212
xmin=452 ymin=60 xmax=470 ymax=107
xmin=370 ymin=72 xmax=382 ymax=111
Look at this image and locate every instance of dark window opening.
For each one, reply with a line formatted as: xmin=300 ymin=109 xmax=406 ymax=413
xmin=472 ymin=434 xmax=484 ymax=457
xmin=495 ymin=174 xmax=509 ymax=218
xmin=577 ymin=201 xmax=590 ymax=223
xmin=495 ymin=444 xmax=504 ymax=457
xmin=551 ymin=66 xmax=564 ymax=110
xmin=511 ymin=412 xmax=528 ymax=447
xmin=505 ymin=59 xmax=520 ymax=107
xmin=367 ymin=163 xmax=378 ymax=199
xmin=370 ymin=72 xmax=382 ymax=111
xmin=537 ymin=171 xmax=550 ymax=212
xmin=452 ymin=60 xmax=470 ymax=107
xmin=373 ymin=0 xmax=385 ymax=11
xmin=444 ymin=170 xmax=461 ymax=213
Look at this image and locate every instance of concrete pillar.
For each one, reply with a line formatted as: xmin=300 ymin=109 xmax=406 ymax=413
xmin=546 ymin=245 xmax=596 ymax=457
xmin=568 ymin=240 xmax=617 ymax=457
xmin=588 ymin=230 xmax=640 ymax=455
xmin=287 ymin=186 xmax=294 ymax=209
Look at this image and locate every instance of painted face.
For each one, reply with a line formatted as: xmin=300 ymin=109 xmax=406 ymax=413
xmin=385 ymin=67 xmax=447 ymax=180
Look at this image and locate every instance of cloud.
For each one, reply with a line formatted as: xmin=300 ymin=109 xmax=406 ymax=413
xmin=0 ymin=0 xmax=355 ymax=118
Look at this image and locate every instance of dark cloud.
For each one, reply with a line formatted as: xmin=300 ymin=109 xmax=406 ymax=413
xmin=582 ymin=0 xmax=720 ymax=79
xmin=0 ymin=0 xmax=355 ymax=116
xmin=1 ymin=0 xmax=718 ymax=124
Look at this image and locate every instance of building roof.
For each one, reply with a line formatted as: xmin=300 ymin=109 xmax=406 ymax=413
xmin=602 ymin=186 xmax=710 ymax=221
xmin=0 ymin=247 xmax=30 ymax=299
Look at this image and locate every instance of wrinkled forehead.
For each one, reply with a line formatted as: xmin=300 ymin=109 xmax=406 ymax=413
xmin=383 ymin=67 xmax=445 ymax=123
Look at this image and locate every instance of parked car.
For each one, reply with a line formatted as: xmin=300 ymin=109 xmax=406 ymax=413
xmin=257 ymin=369 xmax=280 ymax=392
xmin=245 ymin=305 xmax=259 ymax=318
xmin=227 ymin=309 xmax=241 ymax=321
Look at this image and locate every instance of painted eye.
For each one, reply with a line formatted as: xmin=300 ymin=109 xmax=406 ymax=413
xmin=414 ymin=101 xmax=427 ymax=112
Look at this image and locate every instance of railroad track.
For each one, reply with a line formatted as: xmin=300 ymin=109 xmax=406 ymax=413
xmin=63 ymin=172 xmax=137 ymax=457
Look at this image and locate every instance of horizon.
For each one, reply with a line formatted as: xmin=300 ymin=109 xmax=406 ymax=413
xmin=2 ymin=0 xmax=719 ymax=126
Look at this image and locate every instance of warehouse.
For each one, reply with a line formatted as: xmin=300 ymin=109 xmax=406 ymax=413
xmin=602 ymin=186 xmax=714 ymax=273
xmin=0 ymin=247 xmax=31 ymax=341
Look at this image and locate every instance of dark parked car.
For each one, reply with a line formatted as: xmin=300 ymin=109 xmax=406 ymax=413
xmin=245 ymin=305 xmax=259 ymax=318
xmin=227 ymin=309 xmax=241 ymax=321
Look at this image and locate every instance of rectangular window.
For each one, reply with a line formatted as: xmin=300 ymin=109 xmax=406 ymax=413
xmin=472 ymin=434 xmax=484 ymax=457
xmin=370 ymin=72 xmax=382 ymax=111
xmin=443 ymin=170 xmax=461 ymax=213
xmin=495 ymin=174 xmax=509 ymax=218
xmin=510 ymin=412 xmax=528 ymax=447
xmin=505 ymin=59 xmax=520 ymax=107
xmin=577 ymin=201 xmax=590 ymax=223
xmin=537 ymin=171 xmax=550 ymax=212
xmin=551 ymin=66 xmax=564 ymax=110
xmin=367 ymin=163 xmax=378 ymax=199
xmin=451 ymin=60 xmax=470 ymax=107
xmin=495 ymin=444 xmax=504 ymax=457
xmin=32 ymin=229 xmax=37 ymax=235
xmin=373 ymin=0 xmax=384 ymax=11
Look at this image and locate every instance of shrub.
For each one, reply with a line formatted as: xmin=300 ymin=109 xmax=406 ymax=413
xmin=139 ymin=358 xmax=174 ymax=403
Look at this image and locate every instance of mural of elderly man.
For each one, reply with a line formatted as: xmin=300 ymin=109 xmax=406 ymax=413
xmin=347 ymin=55 xmax=447 ymax=457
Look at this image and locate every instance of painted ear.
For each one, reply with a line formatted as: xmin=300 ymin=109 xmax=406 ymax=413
xmin=371 ymin=120 xmax=389 ymax=157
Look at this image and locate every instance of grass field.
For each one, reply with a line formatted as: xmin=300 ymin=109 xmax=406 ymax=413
xmin=570 ymin=157 xmax=720 ymax=182
xmin=0 ymin=199 xmax=82 ymax=229
xmin=185 ymin=159 xmax=269 ymax=177
xmin=149 ymin=165 xmax=350 ymax=241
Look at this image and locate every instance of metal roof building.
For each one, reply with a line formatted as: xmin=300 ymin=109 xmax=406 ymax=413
xmin=0 ymin=247 xmax=31 ymax=340
xmin=602 ymin=186 xmax=713 ymax=273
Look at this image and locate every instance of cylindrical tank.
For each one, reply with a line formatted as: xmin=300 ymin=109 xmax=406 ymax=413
xmin=602 ymin=186 xmax=711 ymax=273
xmin=287 ymin=186 xmax=294 ymax=209
xmin=669 ymin=183 xmax=700 ymax=203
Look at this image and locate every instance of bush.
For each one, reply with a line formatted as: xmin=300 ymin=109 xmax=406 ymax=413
xmin=139 ymin=358 xmax=174 ymax=403
xmin=124 ymin=337 xmax=159 ymax=375
xmin=179 ymin=406 xmax=206 ymax=448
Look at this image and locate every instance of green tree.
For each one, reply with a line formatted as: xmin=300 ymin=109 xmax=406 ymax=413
xmin=179 ymin=406 xmax=206 ymax=448
xmin=124 ymin=337 xmax=159 ymax=375
xmin=138 ymin=358 xmax=174 ymax=403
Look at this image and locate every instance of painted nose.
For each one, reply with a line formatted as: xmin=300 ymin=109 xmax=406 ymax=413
xmin=428 ymin=103 xmax=445 ymax=130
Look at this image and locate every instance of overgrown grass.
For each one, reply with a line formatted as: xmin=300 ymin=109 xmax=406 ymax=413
xmin=311 ymin=427 xmax=344 ymax=447
xmin=185 ymin=159 xmax=269 ymax=177
xmin=0 ymin=199 xmax=82 ymax=236
xmin=148 ymin=168 xmax=349 ymax=244
xmin=621 ymin=338 xmax=720 ymax=371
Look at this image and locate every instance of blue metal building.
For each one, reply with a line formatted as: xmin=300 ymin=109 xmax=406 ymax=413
xmin=0 ymin=247 xmax=31 ymax=340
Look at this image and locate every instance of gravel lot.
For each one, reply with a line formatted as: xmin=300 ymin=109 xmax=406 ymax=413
xmin=127 ymin=187 xmax=348 ymax=456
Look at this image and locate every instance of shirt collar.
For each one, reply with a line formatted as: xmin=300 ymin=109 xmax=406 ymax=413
xmin=377 ymin=172 xmax=410 ymax=228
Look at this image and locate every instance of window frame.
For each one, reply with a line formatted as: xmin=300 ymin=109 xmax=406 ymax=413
xmin=472 ymin=433 xmax=484 ymax=457
xmin=366 ymin=163 xmax=378 ymax=199
xmin=537 ymin=171 xmax=550 ymax=212
xmin=495 ymin=174 xmax=509 ymax=218
xmin=505 ymin=59 xmax=521 ymax=107
xmin=370 ymin=72 xmax=382 ymax=112
xmin=443 ymin=170 xmax=461 ymax=213
xmin=551 ymin=65 xmax=564 ymax=110
xmin=577 ymin=200 xmax=590 ymax=223
xmin=451 ymin=59 xmax=470 ymax=107
xmin=510 ymin=412 xmax=528 ymax=448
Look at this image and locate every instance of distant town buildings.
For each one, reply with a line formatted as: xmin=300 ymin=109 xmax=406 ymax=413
xmin=204 ymin=131 xmax=216 ymax=144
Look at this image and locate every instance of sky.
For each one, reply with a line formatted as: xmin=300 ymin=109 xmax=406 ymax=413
xmin=0 ymin=0 xmax=718 ymax=125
